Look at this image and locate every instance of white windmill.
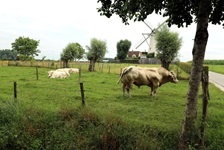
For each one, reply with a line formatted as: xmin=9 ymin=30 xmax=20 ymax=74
xmin=135 ymin=19 xmax=167 ymax=56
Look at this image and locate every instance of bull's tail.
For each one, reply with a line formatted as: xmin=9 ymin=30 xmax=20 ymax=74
xmin=116 ymin=66 xmax=133 ymax=84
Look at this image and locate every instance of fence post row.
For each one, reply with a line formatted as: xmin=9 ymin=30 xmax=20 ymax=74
xmin=78 ymin=67 xmax=81 ymax=83
xmin=79 ymin=82 xmax=85 ymax=106
xmin=36 ymin=66 xmax=39 ymax=80
xmin=14 ymin=82 xmax=17 ymax=99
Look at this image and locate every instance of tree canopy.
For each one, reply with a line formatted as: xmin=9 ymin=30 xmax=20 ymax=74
xmin=60 ymin=42 xmax=85 ymax=67
xmin=86 ymin=38 xmax=107 ymax=71
xmin=116 ymin=39 xmax=131 ymax=60
xmin=11 ymin=36 xmax=40 ymax=60
xmin=97 ymin=0 xmax=224 ymax=27
xmin=156 ymin=25 xmax=182 ymax=69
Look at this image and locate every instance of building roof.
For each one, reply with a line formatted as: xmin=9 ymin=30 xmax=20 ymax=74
xmin=128 ymin=51 xmax=142 ymax=58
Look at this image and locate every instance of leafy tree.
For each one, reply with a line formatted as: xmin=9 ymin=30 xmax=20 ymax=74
xmin=60 ymin=42 xmax=85 ymax=68
xmin=116 ymin=39 xmax=131 ymax=61
xmin=86 ymin=38 xmax=107 ymax=72
xmin=156 ymin=25 xmax=182 ymax=69
xmin=0 ymin=49 xmax=17 ymax=60
xmin=97 ymin=0 xmax=224 ymax=149
xmin=11 ymin=36 xmax=40 ymax=60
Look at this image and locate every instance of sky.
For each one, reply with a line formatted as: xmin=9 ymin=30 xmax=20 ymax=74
xmin=1 ymin=0 xmax=224 ymax=62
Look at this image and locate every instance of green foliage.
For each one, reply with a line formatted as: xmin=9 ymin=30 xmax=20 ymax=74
xmin=155 ymin=24 xmax=182 ymax=69
xmin=0 ymin=66 xmax=224 ymax=149
xmin=187 ymin=60 xmax=224 ymax=74
xmin=116 ymin=39 xmax=131 ymax=60
xmin=60 ymin=42 xmax=85 ymax=61
xmin=208 ymin=65 xmax=224 ymax=74
xmin=147 ymin=52 xmax=155 ymax=58
xmin=119 ymin=59 xmax=139 ymax=63
xmin=86 ymin=38 xmax=107 ymax=61
xmin=203 ymin=60 xmax=224 ymax=65
xmin=11 ymin=36 xmax=40 ymax=60
xmin=86 ymin=38 xmax=107 ymax=71
xmin=0 ymin=49 xmax=17 ymax=60
xmin=97 ymin=0 xmax=224 ymax=27
xmin=176 ymin=62 xmax=192 ymax=74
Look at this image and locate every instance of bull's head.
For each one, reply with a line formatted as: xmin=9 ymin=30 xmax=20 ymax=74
xmin=170 ymin=71 xmax=178 ymax=83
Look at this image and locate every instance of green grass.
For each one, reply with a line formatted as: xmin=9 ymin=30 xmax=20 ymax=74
xmin=0 ymin=66 xmax=224 ymax=149
xmin=208 ymin=65 xmax=224 ymax=74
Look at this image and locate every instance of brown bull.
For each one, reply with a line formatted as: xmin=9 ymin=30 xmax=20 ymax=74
xmin=117 ymin=66 xmax=178 ymax=97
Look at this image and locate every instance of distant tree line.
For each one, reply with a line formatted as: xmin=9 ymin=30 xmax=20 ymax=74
xmin=0 ymin=49 xmax=17 ymax=60
xmin=1 ymin=32 xmax=181 ymax=71
xmin=191 ymin=60 xmax=224 ymax=65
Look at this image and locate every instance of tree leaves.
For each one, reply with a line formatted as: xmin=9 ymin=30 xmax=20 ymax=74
xmin=11 ymin=36 xmax=40 ymax=60
xmin=116 ymin=39 xmax=131 ymax=60
xmin=86 ymin=38 xmax=107 ymax=61
xmin=60 ymin=43 xmax=85 ymax=61
xmin=155 ymin=24 xmax=182 ymax=68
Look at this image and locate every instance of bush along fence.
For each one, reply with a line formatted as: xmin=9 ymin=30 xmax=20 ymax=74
xmin=176 ymin=62 xmax=192 ymax=74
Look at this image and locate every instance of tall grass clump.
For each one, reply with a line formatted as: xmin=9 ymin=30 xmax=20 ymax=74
xmin=0 ymin=100 xmax=179 ymax=149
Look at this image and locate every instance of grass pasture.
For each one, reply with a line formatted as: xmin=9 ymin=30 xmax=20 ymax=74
xmin=0 ymin=66 xmax=224 ymax=149
xmin=208 ymin=65 xmax=224 ymax=74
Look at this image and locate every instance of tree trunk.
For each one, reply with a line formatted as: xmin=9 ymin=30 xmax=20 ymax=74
xmin=88 ymin=59 xmax=95 ymax=72
xmin=161 ymin=60 xmax=170 ymax=70
xmin=178 ymin=0 xmax=211 ymax=150
xmin=63 ymin=60 xmax=68 ymax=68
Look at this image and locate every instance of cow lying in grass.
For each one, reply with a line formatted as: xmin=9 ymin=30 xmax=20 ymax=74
xmin=56 ymin=68 xmax=79 ymax=74
xmin=47 ymin=68 xmax=79 ymax=79
xmin=48 ymin=70 xmax=70 ymax=79
xmin=117 ymin=66 xmax=178 ymax=97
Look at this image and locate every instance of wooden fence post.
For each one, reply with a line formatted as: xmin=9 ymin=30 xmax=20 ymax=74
xmin=79 ymin=82 xmax=85 ymax=106
xmin=78 ymin=67 xmax=81 ymax=83
xmin=108 ymin=65 xmax=110 ymax=74
xmin=101 ymin=64 xmax=104 ymax=73
xmin=14 ymin=82 xmax=17 ymax=99
xmin=36 ymin=66 xmax=39 ymax=80
xmin=199 ymin=66 xmax=209 ymax=148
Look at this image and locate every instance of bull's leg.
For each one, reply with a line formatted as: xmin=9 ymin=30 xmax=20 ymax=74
xmin=125 ymin=83 xmax=132 ymax=97
xmin=127 ymin=88 xmax=131 ymax=97
xmin=153 ymin=87 xmax=158 ymax=96
xmin=152 ymin=86 xmax=158 ymax=100
xmin=122 ymin=84 xmax=126 ymax=96
xmin=150 ymin=86 xmax=154 ymax=96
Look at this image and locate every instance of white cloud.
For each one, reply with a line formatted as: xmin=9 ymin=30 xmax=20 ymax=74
xmin=0 ymin=0 xmax=223 ymax=61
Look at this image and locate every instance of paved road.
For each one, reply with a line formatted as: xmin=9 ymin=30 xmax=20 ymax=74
xmin=209 ymin=71 xmax=224 ymax=91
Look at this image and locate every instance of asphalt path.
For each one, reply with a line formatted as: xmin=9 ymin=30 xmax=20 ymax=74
xmin=209 ymin=71 xmax=224 ymax=92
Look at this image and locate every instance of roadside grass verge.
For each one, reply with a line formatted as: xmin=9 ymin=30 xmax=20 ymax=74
xmin=208 ymin=65 xmax=224 ymax=74
xmin=0 ymin=66 xmax=223 ymax=149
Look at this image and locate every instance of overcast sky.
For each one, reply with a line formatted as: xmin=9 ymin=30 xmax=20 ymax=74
xmin=1 ymin=0 xmax=224 ymax=62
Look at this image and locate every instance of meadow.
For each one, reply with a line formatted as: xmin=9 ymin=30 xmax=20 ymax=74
xmin=0 ymin=65 xmax=224 ymax=149
xmin=208 ymin=65 xmax=224 ymax=74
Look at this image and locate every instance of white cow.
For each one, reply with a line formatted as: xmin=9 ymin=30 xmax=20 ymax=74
xmin=56 ymin=68 xmax=79 ymax=74
xmin=69 ymin=68 xmax=79 ymax=73
xmin=48 ymin=70 xmax=70 ymax=79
